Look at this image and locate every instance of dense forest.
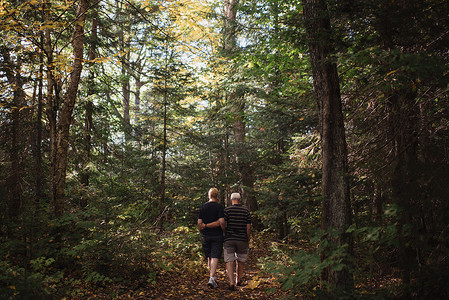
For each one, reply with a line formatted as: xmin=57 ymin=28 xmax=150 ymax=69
xmin=1 ymin=0 xmax=448 ymax=299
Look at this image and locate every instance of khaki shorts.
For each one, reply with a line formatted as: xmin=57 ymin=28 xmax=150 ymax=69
xmin=224 ymin=240 xmax=249 ymax=262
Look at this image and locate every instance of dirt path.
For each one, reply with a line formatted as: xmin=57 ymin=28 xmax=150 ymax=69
xmin=145 ymin=240 xmax=296 ymax=299
xmin=71 ymin=236 xmax=298 ymax=299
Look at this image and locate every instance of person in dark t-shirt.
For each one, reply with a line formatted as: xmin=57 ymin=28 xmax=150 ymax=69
xmin=197 ymin=188 xmax=225 ymax=289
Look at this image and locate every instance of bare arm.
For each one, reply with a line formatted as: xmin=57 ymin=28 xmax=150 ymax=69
xmin=247 ymin=224 xmax=252 ymax=241
xmin=197 ymin=219 xmax=205 ymax=231
xmin=198 ymin=218 xmax=225 ymax=231
xmin=219 ymin=217 xmax=226 ymax=234
xmin=204 ymin=218 xmax=223 ymax=228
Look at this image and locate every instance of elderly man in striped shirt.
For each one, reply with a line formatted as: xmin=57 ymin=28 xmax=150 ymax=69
xmin=223 ymin=192 xmax=252 ymax=291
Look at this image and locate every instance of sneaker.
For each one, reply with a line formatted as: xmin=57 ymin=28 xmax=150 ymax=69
xmin=208 ymin=277 xmax=218 ymax=289
xmin=236 ymin=279 xmax=245 ymax=286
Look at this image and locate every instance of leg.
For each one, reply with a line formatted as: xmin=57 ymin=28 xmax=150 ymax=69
xmin=236 ymin=261 xmax=245 ymax=284
xmin=209 ymin=257 xmax=219 ymax=278
xmin=226 ymin=261 xmax=235 ymax=286
xmin=235 ymin=241 xmax=249 ymax=285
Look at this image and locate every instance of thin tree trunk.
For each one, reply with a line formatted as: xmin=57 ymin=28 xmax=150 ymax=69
xmin=43 ymin=0 xmax=59 ymax=216
xmin=34 ymin=44 xmax=44 ymax=201
xmin=122 ymin=61 xmax=131 ymax=127
xmin=118 ymin=4 xmax=131 ymax=139
xmin=302 ymin=0 xmax=353 ymax=292
xmin=80 ymin=7 xmax=99 ymax=208
xmin=160 ymin=75 xmax=168 ymax=230
xmin=134 ymin=70 xmax=147 ymax=126
xmin=372 ymin=183 xmax=383 ymax=222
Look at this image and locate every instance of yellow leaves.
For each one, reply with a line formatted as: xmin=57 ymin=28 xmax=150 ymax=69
xmin=87 ymin=56 xmax=112 ymax=65
xmin=172 ymin=226 xmax=190 ymax=234
xmin=155 ymin=0 xmax=218 ymax=46
xmin=247 ymin=279 xmax=261 ymax=289
xmin=0 ymin=0 xmax=75 ymax=32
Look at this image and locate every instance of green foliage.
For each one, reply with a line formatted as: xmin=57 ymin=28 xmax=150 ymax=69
xmin=260 ymin=229 xmax=353 ymax=298
xmin=256 ymin=152 xmax=321 ymax=239
xmin=0 ymin=204 xmax=63 ymax=299
xmin=153 ymin=226 xmax=205 ymax=277
xmin=1 ymin=0 xmax=448 ymax=297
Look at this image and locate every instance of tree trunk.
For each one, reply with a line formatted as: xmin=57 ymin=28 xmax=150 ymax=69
xmin=302 ymin=0 xmax=353 ymax=292
xmin=80 ymin=7 xmax=99 ymax=208
xmin=43 ymin=0 xmax=60 ymax=216
xmin=118 ymin=4 xmax=131 ymax=139
xmin=388 ymin=90 xmax=419 ymax=291
xmin=134 ymin=68 xmax=147 ymax=126
xmin=2 ymin=51 xmax=26 ymax=217
xmin=223 ymin=0 xmax=258 ymax=213
xmin=372 ymin=183 xmax=383 ymax=222
xmin=160 ymin=76 xmax=168 ymax=230
xmin=47 ymin=0 xmax=89 ymax=217
xmin=134 ymin=78 xmax=142 ymax=126
xmin=33 ymin=44 xmax=45 ymax=201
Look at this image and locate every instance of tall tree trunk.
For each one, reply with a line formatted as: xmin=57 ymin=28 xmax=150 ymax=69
xmin=134 ymin=66 xmax=147 ymax=126
xmin=2 ymin=51 xmax=26 ymax=217
xmin=374 ymin=2 xmax=422 ymax=292
xmin=43 ymin=0 xmax=60 ymax=216
xmin=388 ymin=90 xmax=419 ymax=292
xmin=47 ymin=0 xmax=89 ymax=217
xmin=160 ymin=75 xmax=168 ymax=230
xmin=34 ymin=43 xmax=45 ymax=201
xmin=121 ymin=58 xmax=131 ymax=127
xmin=372 ymin=183 xmax=383 ymax=222
xmin=134 ymin=78 xmax=142 ymax=126
xmin=223 ymin=0 xmax=258 ymax=212
xmin=118 ymin=3 xmax=131 ymax=140
xmin=80 ymin=7 xmax=99 ymax=208
xmin=302 ymin=0 xmax=353 ymax=292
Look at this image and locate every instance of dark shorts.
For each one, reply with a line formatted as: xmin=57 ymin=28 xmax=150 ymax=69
xmin=201 ymin=235 xmax=223 ymax=259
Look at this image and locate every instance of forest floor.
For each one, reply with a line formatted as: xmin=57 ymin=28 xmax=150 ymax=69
xmin=73 ymin=235 xmax=299 ymax=299
xmin=144 ymin=245 xmax=296 ymax=300
xmin=70 ymin=232 xmax=399 ymax=299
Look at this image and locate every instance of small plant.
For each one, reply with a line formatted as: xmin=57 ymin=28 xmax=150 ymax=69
xmin=260 ymin=229 xmax=353 ymax=298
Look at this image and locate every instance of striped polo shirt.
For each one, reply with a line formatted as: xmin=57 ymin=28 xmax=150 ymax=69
xmin=224 ymin=204 xmax=251 ymax=242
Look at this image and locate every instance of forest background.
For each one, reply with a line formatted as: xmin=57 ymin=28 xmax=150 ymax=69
xmin=1 ymin=0 xmax=448 ymax=299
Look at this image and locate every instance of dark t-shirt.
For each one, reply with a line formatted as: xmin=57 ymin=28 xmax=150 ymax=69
xmin=224 ymin=204 xmax=251 ymax=242
xmin=198 ymin=201 xmax=224 ymax=237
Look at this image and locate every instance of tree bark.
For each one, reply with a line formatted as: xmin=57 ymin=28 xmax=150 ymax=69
xmin=43 ymin=0 xmax=61 ymax=216
xmin=388 ymin=89 xmax=419 ymax=290
xmin=160 ymin=74 xmax=168 ymax=230
xmin=47 ymin=0 xmax=89 ymax=216
xmin=223 ymin=0 xmax=258 ymax=212
xmin=2 ymin=50 xmax=26 ymax=217
xmin=34 ymin=41 xmax=45 ymax=201
xmin=302 ymin=0 xmax=353 ymax=292
xmin=80 ymin=7 xmax=99 ymax=208
xmin=118 ymin=2 xmax=131 ymax=140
